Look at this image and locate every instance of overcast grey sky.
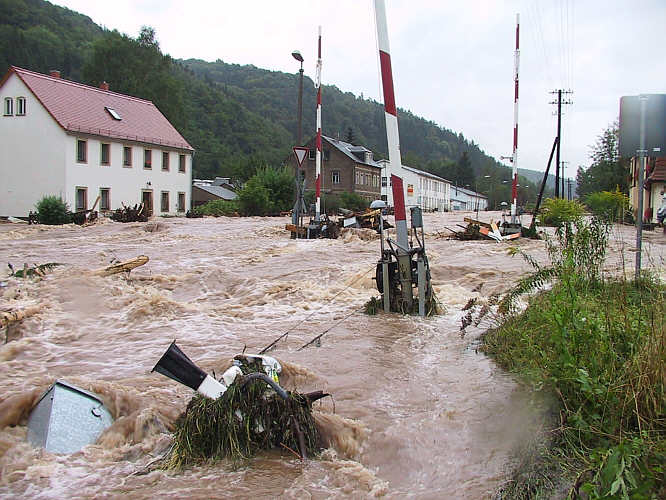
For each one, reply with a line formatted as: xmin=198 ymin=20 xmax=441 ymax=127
xmin=54 ymin=0 xmax=665 ymax=177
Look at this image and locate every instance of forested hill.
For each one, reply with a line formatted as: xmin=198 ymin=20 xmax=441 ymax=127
xmin=1 ymin=0 xmax=537 ymax=196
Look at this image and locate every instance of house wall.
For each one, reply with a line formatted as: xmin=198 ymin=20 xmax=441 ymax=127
xmin=63 ymin=136 xmax=192 ymax=215
xmin=380 ymin=160 xmax=452 ymax=211
xmin=0 ymin=74 xmax=67 ymax=216
xmin=291 ymin=139 xmax=381 ymax=205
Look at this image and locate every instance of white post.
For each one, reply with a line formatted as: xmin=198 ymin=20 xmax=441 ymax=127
xmin=511 ymin=13 xmax=520 ymax=224
xmin=314 ymin=26 xmax=323 ymax=222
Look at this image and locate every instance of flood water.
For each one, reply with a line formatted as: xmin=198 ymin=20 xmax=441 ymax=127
xmin=1 ymin=212 xmax=664 ymax=499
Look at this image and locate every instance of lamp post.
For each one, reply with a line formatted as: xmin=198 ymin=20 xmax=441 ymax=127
xmin=291 ymin=50 xmax=304 ymax=146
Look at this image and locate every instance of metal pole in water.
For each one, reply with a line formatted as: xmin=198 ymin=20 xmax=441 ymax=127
xmin=314 ymin=26 xmax=323 ymax=222
xmin=511 ymin=13 xmax=520 ymax=224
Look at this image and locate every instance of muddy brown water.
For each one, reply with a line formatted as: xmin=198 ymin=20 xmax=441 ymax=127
xmin=0 ymin=212 xmax=663 ymax=499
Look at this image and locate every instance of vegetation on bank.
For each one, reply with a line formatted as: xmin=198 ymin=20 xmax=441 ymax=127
xmin=483 ymin=217 xmax=665 ymax=499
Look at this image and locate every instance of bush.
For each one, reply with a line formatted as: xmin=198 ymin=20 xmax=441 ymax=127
xmin=339 ymin=192 xmax=369 ymax=212
xmin=194 ymin=199 xmax=239 ymax=217
xmin=538 ymin=197 xmax=585 ymax=226
xmin=237 ymin=166 xmax=294 ymax=216
xmin=35 ymin=196 xmax=71 ymax=225
xmin=585 ymin=189 xmax=629 ymax=222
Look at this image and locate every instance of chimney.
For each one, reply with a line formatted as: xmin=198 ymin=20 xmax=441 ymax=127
xmin=100 ymin=81 xmax=109 ymax=91
xmin=49 ymin=70 xmax=61 ymax=78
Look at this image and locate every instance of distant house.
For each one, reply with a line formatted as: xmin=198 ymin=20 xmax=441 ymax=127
xmin=288 ymin=135 xmax=382 ymax=203
xmin=192 ymin=177 xmax=237 ymax=207
xmin=0 ymin=66 xmax=194 ymax=217
xmin=628 ymin=156 xmax=666 ymax=223
xmin=450 ymin=185 xmax=488 ymax=211
xmin=379 ymin=159 xmax=452 ymax=211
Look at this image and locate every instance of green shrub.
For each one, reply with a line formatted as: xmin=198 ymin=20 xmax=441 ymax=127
xmin=339 ymin=192 xmax=369 ymax=212
xmin=538 ymin=197 xmax=585 ymax=226
xmin=237 ymin=166 xmax=294 ymax=216
xmin=194 ymin=199 xmax=239 ymax=216
xmin=35 ymin=196 xmax=71 ymax=225
xmin=585 ymin=189 xmax=629 ymax=222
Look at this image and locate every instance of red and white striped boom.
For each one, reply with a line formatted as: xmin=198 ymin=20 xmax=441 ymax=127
xmin=374 ymin=0 xmax=408 ymax=250
xmin=511 ymin=13 xmax=520 ymax=223
xmin=314 ymin=26 xmax=323 ymax=221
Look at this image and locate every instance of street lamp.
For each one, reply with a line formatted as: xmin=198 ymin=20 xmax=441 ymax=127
xmin=292 ymin=50 xmax=304 ymax=146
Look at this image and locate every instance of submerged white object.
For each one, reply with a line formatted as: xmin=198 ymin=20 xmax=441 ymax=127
xmin=221 ymin=365 xmax=243 ymax=387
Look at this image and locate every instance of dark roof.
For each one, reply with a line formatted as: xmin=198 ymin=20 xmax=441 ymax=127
xmin=193 ymin=184 xmax=237 ymax=200
xmin=2 ymin=66 xmax=193 ymax=151
xmin=322 ymin=135 xmax=380 ymax=168
xmin=401 ymin=164 xmax=452 ymax=184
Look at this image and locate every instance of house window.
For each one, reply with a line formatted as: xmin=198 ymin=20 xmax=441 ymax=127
xmin=75 ymin=187 xmax=87 ymax=211
xmin=162 ymin=151 xmax=169 ymax=171
xmin=323 ymin=149 xmax=330 ymax=161
xmin=161 ymin=191 xmax=170 ymax=212
xmin=332 ymin=170 xmax=340 ymax=184
xmin=76 ymin=139 xmax=87 ymax=163
xmin=100 ymin=143 xmax=110 ymax=165
xmin=308 ymin=149 xmax=316 ymax=160
xmin=16 ymin=97 xmax=26 ymax=116
xmin=3 ymin=97 xmax=12 ymax=116
xmin=179 ymin=154 xmax=186 ymax=172
xmin=100 ymin=188 xmax=110 ymax=211
xmin=123 ymin=146 xmax=132 ymax=167
xmin=178 ymin=192 xmax=186 ymax=212
xmin=144 ymin=149 xmax=152 ymax=169
xmin=382 ymin=176 xmax=387 ymax=187
xmin=105 ymin=107 xmax=121 ymax=120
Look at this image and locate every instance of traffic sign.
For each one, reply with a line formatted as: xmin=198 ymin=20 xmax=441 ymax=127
xmin=293 ymin=147 xmax=308 ymax=167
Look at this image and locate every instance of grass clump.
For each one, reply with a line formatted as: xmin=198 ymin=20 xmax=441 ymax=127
xmin=484 ymin=217 xmax=665 ymax=499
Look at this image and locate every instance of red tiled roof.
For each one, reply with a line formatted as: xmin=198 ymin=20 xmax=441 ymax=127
xmin=648 ymin=157 xmax=666 ymax=182
xmin=4 ymin=66 xmax=193 ymax=151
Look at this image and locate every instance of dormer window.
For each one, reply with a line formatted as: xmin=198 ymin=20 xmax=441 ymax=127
xmin=105 ymin=107 xmax=121 ymax=120
xmin=16 ymin=97 xmax=26 ymax=116
xmin=3 ymin=97 xmax=12 ymax=116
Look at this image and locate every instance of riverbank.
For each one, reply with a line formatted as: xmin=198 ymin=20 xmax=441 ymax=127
xmin=481 ymin=218 xmax=665 ymax=499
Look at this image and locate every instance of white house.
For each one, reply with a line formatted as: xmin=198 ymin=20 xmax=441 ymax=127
xmin=450 ymin=184 xmax=488 ymax=211
xmin=0 ymin=66 xmax=194 ymax=218
xmin=378 ymin=159 xmax=451 ymax=211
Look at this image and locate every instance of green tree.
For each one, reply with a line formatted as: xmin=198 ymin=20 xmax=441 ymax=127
xmin=236 ymin=166 xmax=294 ymax=215
xmin=576 ymin=122 xmax=629 ymax=198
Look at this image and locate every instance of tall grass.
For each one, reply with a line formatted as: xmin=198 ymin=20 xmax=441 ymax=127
xmin=483 ymin=217 xmax=665 ymax=499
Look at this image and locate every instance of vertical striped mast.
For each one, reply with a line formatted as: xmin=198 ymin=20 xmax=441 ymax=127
xmin=314 ymin=26 xmax=323 ymax=222
xmin=511 ymin=13 xmax=520 ymax=224
xmin=374 ymin=0 xmax=408 ymax=250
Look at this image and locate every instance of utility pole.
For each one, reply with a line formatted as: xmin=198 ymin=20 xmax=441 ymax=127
xmin=550 ymin=89 xmax=573 ymax=197
xmin=567 ymin=178 xmax=572 ymax=200
xmin=561 ymin=160 xmax=569 ymax=199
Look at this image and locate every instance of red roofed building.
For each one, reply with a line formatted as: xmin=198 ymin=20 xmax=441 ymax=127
xmin=0 ymin=66 xmax=194 ymax=217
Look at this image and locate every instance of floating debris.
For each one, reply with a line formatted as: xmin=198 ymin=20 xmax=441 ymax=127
xmin=152 ymin=343 xmax=328 ymax=466
xmin=27 ymin=380 xmax=114 ymax=454
xmin=8 ymin=262 xmax=61 ymax=278
xmin=110 ymin=204 xmax=148 ymax=223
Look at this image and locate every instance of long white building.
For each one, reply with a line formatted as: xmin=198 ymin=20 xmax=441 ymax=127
xmin=0 ymin=66 xmax=194 ymax=218
xmin=378 ymin=159 xmax=451 ymax=211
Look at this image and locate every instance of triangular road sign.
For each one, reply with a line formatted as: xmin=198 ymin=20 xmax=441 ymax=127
xmin=293 ymin=147 xmax=308 ymax=167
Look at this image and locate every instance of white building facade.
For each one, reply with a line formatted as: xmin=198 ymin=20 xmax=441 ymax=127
xmin=379 ymin=159 xmax=451 ymax=211
xmin=450 ymin=185 xmax=488 ymax=211
xmin=0 ymin=67 xmax=193 ymax=218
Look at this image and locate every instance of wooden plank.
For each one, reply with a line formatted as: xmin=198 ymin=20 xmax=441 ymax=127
xmin=464 ymin=217 xmax=492 ymax=229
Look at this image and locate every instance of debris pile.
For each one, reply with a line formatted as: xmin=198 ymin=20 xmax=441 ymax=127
xmin=339 ymin=208 xmax=393 ymax=233
xmin=110 ymin=204 xmax=148 ymax=223
xmin=446 ymin=217 xmax=521 ymax=241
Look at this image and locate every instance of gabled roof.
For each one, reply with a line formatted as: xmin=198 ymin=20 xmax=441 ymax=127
xmin=648 ymin=157 xmax=666 ymax=182
xmin=401 ymin=164 xmax=452 ymax=184
xmin=322 ymin=135 xmax=380 ymax=168
xmin=192 ymin=184 xmax=237 ymax=200
xmin=2 ymin=66 xmax=193 ymax=151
